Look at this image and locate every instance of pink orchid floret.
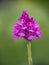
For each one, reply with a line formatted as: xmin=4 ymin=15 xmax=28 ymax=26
xmin=13 ymin=11 xmax=42 ymax=41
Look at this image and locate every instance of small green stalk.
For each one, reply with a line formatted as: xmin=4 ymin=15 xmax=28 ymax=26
xmin=27 ymin=41 xmax=33 ymax=65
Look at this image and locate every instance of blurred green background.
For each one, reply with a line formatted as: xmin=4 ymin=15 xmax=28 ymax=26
xmin=0 ymin=0 xmax=49 ymax=65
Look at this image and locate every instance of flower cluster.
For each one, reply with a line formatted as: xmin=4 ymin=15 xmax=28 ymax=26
xmin=13 ymin=11 xmax=42 ymax=41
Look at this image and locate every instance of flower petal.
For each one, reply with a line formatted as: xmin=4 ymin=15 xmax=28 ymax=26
xmin=29 ymin=30 xmax=34 ymax=32
xmin=38 ymin=35 xmax=42 ymax=40
xmin=34 ymin=23 xmax=40 ymax=28
xmin=13 ymin=35 xmax=19 ymax=40
xmin=27 ymin=36 xmax=36 ymax=40
xmin=18 ymin=33 xmax=25 ymax=37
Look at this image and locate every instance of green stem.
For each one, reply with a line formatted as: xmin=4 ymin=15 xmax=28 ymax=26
xmin=27 ymin=41 xmax=33 ymax=65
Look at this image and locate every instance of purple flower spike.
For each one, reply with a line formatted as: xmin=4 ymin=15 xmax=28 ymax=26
xmin=13 ymin=11 xmax=42 ymax=41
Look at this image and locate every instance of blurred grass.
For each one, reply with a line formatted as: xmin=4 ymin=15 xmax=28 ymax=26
xmin=0 ymin=0 xmax=49 ymax=65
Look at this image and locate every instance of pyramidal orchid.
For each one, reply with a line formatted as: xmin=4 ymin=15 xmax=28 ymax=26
xmin=13 ymin=11 xmax=42 ymax=65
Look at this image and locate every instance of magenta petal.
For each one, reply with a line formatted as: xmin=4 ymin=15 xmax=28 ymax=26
xmin=13 ymin=35 xmax=19 ymax=40
xmin=38 ymin=35 xmax=42 ymax=40
xmin=14 ymin=30 xmax=19 ymax=34
xmin=18 ymin=33 xmax=25 ymax=37
xmin=29 ymin=30 xmax=34 ymax=32
xmin=19 ymin=19 xmax=25 ymax=23
xmin=34 ymin=23 xmax=40 ymax=28
xmin=14 ymin=23 xmax=21 ymax=28
xmin=36 ymin=31 xmax=41 ymax=35
xmin=36 ymin=28 xmax=42 ymax=35
xmin=27 ymin=36 xmax=36 ymax=40
xmin=22 ymin=27 xmax=27 ymax=29
xmin=22 ymin=11 xmax=29 ymax=18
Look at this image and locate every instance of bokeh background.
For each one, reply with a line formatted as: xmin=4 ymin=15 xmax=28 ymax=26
xmin=0 ymin=0 xmax=49 ymax=65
